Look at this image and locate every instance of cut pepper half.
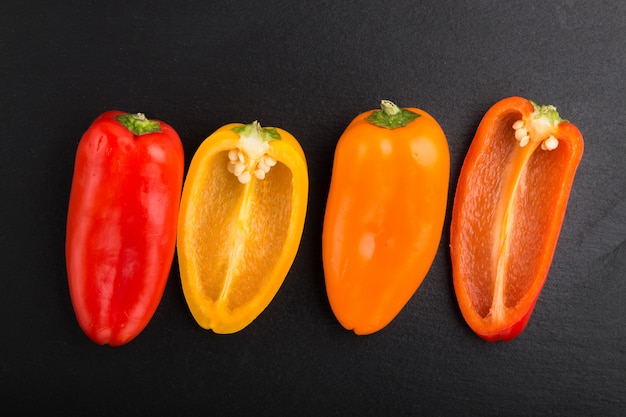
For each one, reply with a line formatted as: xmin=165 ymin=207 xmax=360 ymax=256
xmin=450 ymin=96 xmax=584 ymax=341
xmin=177 ymin=121 xmax=308 ymax=333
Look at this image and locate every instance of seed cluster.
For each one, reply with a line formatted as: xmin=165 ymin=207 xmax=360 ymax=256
xmin=512 ymin=120 xmax=559 ymax=151
xmin=227 ymin=149 xmax=277 ymax=184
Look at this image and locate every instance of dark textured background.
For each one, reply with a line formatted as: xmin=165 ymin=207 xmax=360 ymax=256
xmin=2 ymin=1 xmax=625 ymax=415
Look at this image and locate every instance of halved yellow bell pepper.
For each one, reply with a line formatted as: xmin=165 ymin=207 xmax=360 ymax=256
xmin=177 ymin=121 xmax=308 ymax=333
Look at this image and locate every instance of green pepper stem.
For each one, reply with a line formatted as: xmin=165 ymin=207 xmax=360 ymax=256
xmin=380 ymin=100 xmax=401 ymax=116
xmin=530 ymin=101 xmax=566 ymax=125
xmin=232 ymin=121 xmax=281 ymax=142
xmin=115 ymin=113 xmax=162 ymax=136
xmin=365 ymin=100 xmax=420 ymax=129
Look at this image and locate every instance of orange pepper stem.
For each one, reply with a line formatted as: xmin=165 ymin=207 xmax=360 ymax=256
xmin=530 ymin=101 xmax=566 ymax=125
xmin=380 ymin=99 xmax=401 ymax=116
xmin=365 ymin=99 xmax=420 ymax=129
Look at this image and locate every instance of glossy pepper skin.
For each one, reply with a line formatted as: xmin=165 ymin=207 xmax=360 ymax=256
xmin=450 ymin=96 xmax=584 ymax=341
xmin=66 ymin=111 xmax=184 ymax=346
xmin=323 ymin=100 xmax=450 ymax=335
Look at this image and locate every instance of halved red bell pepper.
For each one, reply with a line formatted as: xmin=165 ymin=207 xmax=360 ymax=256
xmin=450 ymin=96 xmax=584 ymax=341
xmin=66 ymin=111 xmax=184 ymax=346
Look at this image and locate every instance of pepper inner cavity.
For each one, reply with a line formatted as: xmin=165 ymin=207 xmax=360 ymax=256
xmin=227 ymin=149 xmax=277 ymax=184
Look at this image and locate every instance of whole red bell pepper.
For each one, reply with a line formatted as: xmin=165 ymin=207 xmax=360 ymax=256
xmin=66 ymin=111 xmax=184 ymax=346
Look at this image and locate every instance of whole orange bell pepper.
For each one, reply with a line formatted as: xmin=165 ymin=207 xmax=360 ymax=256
xmin=323 ymin=100 xmax=450 ymax=335
xmin=450 ymin=96 xmax=584 ymax=341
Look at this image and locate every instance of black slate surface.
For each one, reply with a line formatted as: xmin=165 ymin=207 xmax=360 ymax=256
xmin=2 ymin=1 xmax=625 ymax=415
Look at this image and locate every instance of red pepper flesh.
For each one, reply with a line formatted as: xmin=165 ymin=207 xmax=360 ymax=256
xmin=66 ymin=111 xmax=184 ymax=346
xmin=450 ymin=97 xmax=584 ymax=341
